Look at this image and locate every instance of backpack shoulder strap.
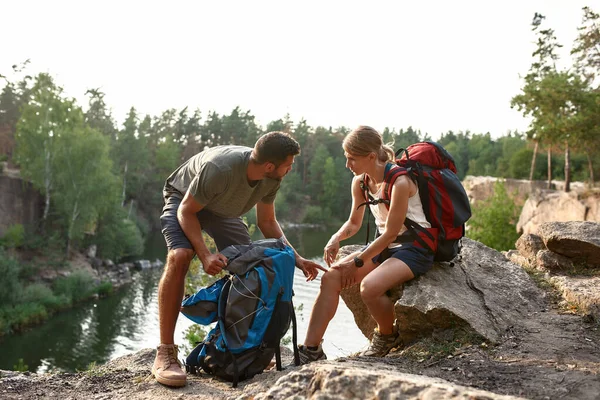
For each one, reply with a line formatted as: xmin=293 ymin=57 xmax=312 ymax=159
xmin=381 ymin=164 xmax=409 ymax=210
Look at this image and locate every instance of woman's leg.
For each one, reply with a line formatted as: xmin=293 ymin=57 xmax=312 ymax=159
xmin=304 ymin=251 xmax=377 ymax=347
xmin=360 ymin=257 xmax=414 ymax=334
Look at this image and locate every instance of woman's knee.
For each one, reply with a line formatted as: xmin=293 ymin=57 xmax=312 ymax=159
xmin=360 ymin=278 xmax=385 ymax=301
xmin=321 ymin=269 xmax=342 ymax=292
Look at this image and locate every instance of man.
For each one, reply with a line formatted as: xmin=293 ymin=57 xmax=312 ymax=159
xmin=153 ymin=131 xmax=326 ymax=387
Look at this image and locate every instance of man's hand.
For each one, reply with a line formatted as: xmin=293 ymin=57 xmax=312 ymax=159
xmin=297 ymin=257 xmax=328 ymax=281
xmin=332 ymin=259 xmax=357 ymax=289
xmin=201 ymin=253 xmax=228 ymax=275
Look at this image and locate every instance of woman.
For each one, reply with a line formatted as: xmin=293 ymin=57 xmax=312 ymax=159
xmin=298 ymin=125 xmax=435 ymax=363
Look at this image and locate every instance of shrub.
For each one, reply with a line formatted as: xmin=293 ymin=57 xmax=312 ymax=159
xmin=0 ymin=249 xmax=22 ymax=306
xmin=0 ymin=224 xmax=25 ymax=248
xmin=95 ymin=215 xmax=144 ymax=262
xmin=52 ymin=270 xmax=95 ymax=304
xmin=468 ymin=181 xmax=521 ymax=251
xmin=96 ymin=281 xmax=113 ymax=296
xmin=302 ymin=205 xmax=325 ymax=224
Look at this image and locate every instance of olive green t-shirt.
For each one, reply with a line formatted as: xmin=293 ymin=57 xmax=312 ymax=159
xmin=163 ymin=146 xmax=280 ymax=218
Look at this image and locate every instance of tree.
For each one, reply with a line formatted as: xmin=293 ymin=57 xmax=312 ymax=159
xmin=0 ymin=61 xmax=33 ymax=162
xmin=571 ymin=6 xmax=600 ymax=87
xmin=53 ymin=124 xmax=118 ymax=256
xmin=15 ymin=73 xmax=83 ymax=224
xmin=307 ymin=144 xmax=331 ymax=198
xmin=571 ymin=6 xmax=600 ymax=185
xmin=84 ymin=88 xmax=117 ymax=140
xmin=511 ymin=13 xmax=563 ymax=188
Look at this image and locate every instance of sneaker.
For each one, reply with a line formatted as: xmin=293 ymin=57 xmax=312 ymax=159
xmin=152 ymin=344 xmax=186 ymax=387
xmin=360 ymin=323 xmax=402 ymax=357
xmin=297 ymin=343 xmax=327 ymax=365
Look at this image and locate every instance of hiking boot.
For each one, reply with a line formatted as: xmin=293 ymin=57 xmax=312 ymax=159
xmin=297 ymin=343 xmax=327 ymax=365
xmin=152 ymin=344 xmax=186 ymax=387
xmin=360 ymin=323 xmax=402 ymax=357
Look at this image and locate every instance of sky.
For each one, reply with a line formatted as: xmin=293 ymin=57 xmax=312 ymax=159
xmin=1 ymin=0 xmax=597 ymax=140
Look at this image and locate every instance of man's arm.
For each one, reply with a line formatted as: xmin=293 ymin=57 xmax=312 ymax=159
xmin=256 ymin=201 xmax=326 ymax=280
xmin=178 ymin=191 xmax=227 ymax=275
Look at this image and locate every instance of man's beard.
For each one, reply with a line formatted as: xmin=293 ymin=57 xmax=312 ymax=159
xmin=265 ymin=170 xmax=284 ymax=181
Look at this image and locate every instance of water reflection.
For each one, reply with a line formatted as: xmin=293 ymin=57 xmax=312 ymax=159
xmin=0 ymin=270 xmax=161 ymax=373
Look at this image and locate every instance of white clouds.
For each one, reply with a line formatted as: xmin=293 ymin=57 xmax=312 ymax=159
xmin=1 ymin=0 xmax=594 ymax=138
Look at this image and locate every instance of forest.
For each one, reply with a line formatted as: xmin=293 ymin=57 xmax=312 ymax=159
xmin=0 ymin=7 xmax=598 ymax=263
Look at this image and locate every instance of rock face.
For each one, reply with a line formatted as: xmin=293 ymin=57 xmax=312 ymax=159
xmin=0 ymin=175 xmax=43 ymax=237
xmin=517 ymin=189 xmax=600 ymax=235
xmin=463 ymin=176 xmax=547 ymax=205
xmin=503 ymin=221 xmax=600 ymax=319
xmin=339 ymin=239 xmax=547 ymax=344
xmin=250 ymin=360 xmax=524 ymax=400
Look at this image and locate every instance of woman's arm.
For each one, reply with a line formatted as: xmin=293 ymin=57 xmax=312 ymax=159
xmin=323 ymin=175 xmax=366 ymax=266
xmin=355 ymin=175 xmax=415 ymax=263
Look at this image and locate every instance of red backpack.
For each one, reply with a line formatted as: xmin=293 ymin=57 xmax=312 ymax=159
xmin=359 ymin=142 xmax=471 ymax=262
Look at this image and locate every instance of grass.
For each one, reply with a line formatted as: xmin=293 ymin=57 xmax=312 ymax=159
xmin=521 ymin=264 xmax=563 ymax=303
xmin=82 ymin=361 xmax=107 ymax=377
xmin=13 ymin=358 xmax=29 ymax=372
xmin=564 ymin=263 xmax=600 ymax=277
xmin=397 ymin=328 xmax=486 ymax=364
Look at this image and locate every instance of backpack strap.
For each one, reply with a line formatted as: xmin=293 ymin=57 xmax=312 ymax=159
xmin=358 ymin=173 xmax=374 ymax=245
xmin=291 ymin=298 xmax=300 ymax=366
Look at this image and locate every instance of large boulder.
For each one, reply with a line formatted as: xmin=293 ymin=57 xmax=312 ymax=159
xmin=517 ymin=190 xmax=588 ymax=235
xmin=340 ymin=238 xmax=546 ymax=344
xmin=463 ymin=176 xmax=544 ymax=205
xmin=516 ymin=189 xmax=600 ymax=235
xmin=537 ymin=221 xmax=600 ymax=267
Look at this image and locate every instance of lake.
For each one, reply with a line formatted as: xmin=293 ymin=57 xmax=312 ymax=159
xmin=0 ymin=224 xmax=370 ymax=373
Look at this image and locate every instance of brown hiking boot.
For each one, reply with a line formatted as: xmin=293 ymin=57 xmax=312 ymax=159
xmin=360 ymin=322 xmax=402 ymax=357
xmin=152 ymin=344 xmax=186 ymax=387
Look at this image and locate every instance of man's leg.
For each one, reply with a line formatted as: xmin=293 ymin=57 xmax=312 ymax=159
xmin=153 ymin=196 xmax=194 ymax=387
xmin=158 ymin=248 xmax=195 ymax=344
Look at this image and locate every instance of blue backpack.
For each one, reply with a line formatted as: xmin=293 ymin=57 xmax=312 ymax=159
xmin=180 ymin=238 xmax=300 ymax=387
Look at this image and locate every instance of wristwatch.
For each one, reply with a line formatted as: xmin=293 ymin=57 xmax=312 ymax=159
xmin=353 ymin=256 xmax=364 ymax=268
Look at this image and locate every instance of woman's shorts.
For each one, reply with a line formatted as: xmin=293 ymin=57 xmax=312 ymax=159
xmin=364 ymin=243 xmax=434 ymax=277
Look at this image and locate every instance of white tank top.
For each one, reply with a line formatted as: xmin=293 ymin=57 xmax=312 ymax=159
xmin=368 ymin=180 xmax=431 ymax=248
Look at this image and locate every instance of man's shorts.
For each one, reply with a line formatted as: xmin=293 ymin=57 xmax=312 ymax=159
xmin=160 ymin=196 xmax=251 ymax=252
xmin=365 ymin=243 xmax=434 ymax=277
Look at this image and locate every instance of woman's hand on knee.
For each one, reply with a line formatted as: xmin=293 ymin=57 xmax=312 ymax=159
xmin=332 ymin=262 xmax=357 ymax=289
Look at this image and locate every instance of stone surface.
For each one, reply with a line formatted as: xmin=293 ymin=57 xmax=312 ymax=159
xmin=537 ymin=221 xmax=600 ymax=266
xmin=0 ymin=175 xmax=43 ymax=237
xmin=505 ymin=249 xmax=530 ymax=268
xmin=249 ymin=361 xmax=525 ymax=400
xmin=515 ymin=234 xmax=546 ymax=263
xmin=536 ymin=249 xmax=574 ymax=271
xmin=340 ymin=239 xmax=547 ymax=344
xmin=516 ymin=190 xmax=600 ymax=235
xmin=550 ymin=275 xmax=600 ymax=320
